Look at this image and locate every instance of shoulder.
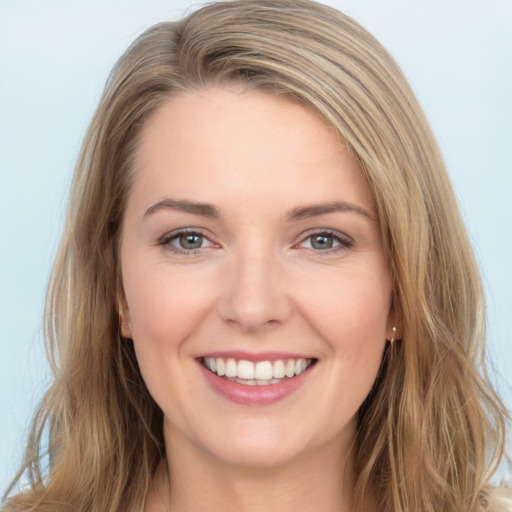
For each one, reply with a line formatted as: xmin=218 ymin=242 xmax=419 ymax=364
xmin=480 ymin=486 xmax=512 ymax=512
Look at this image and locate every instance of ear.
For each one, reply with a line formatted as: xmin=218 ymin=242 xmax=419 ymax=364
xmin=117 ymin=287 xmax=132 ymax=339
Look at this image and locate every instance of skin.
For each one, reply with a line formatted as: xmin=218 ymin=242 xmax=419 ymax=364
xmin=120 ymin=85 xmax=394 ymax=512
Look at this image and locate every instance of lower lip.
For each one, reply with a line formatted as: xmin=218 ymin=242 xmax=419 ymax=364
xmin=199 ymin=362 xmax=314 ymax=406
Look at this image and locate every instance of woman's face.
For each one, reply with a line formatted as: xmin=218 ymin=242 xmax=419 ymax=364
xmin=120 ymin=86 xmax=394 ymax=468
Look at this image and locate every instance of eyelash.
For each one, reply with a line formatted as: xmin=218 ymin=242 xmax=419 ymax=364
xmin=157 ymin=229 xmax=354 ymax=255
xmin=157 ymin=228 xmax=214 ymax=255
xmin=296 ymin=230 xmax=354 ymax=255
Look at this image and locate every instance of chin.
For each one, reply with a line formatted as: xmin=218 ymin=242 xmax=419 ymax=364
xmin=189 ymin=414 xmax=352 ymax=470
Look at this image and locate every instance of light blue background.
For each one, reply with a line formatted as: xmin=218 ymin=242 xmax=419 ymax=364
xmin=1 ymin=0 xmax=511 ymax=493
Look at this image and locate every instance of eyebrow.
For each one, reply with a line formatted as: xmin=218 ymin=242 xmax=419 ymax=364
xmin=285 ymin=201 xmax=376 ymax=222
xmin=143 ymin=197 xmax=375 ymax=222
xmin=144 ymin=198 xmax=220 ymax=218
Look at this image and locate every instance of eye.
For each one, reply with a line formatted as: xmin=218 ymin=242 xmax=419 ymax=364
xmin=298 ymin=231 xmax=353 ymax=252
xmin=173 ymin=232 xmax=206 ymax=250
xmin=158 ymin=229 xmax=215 ymax=253
xmin=309 ymin=234 xmax=336 ymax=250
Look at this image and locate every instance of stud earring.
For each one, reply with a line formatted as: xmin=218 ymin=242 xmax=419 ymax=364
xmin=119 ymin=310 xmax=130 ymax=338
xmin=390 ymin=326 xmax=397 ymax=345
xmin=120 ymin=323 xmax=131 ymax=339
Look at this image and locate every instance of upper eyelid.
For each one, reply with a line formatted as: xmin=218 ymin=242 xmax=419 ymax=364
xmin=157 ymin=227 xmax=216 ymax=246
xmin=294 ymin=230 xmax=354 ymax=254
xmin=296 ymin=228 xmax=353 ymax=243
xmin=160 ymin=227 xmax=210 ymax=239
xmin=157 ymin=230 xmax=219 ymax=257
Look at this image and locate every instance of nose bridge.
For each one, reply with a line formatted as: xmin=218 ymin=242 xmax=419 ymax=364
xmin=217 ymin=242 xmax=292 ymax=331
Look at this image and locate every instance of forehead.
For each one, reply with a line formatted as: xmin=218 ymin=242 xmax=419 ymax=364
xmin=129 ymin=86 xmax=375 ymax=217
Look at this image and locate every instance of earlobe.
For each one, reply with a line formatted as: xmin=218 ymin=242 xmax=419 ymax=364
xmin=120 ymin=316 xmax=131 ymax=339
xmin=386 ymin=304 xmax=402 ymax=342
xmin=386 ymin=319 xmax=402 ymax=341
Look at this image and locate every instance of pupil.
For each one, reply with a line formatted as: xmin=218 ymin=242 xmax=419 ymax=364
xmin=180 ymin=233 xmax=202 ymax=249
xmin=311 ymin=235 xmax=333 ymax=250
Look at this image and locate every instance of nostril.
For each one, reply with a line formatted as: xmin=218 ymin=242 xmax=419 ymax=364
xmin=215 ymin=263 xmax=294 ymax=331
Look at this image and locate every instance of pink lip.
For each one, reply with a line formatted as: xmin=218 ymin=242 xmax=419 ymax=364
xmin=198 ymin=359 xmax=316 ymax=406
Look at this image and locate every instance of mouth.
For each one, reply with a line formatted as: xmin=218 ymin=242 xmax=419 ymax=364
xmin=199 ymin=356 xmax=318 ymax=386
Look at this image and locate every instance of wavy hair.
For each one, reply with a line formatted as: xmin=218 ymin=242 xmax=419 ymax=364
xmin=3 ymin=1 xmax=508 ymax=511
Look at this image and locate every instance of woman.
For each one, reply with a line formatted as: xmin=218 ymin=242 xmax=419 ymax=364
xmin=2 ymin=1 xmax=510 ymax=511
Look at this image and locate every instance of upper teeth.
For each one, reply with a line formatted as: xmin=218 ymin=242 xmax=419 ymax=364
xmin=203 ymin=357 xmax=311 ymax=380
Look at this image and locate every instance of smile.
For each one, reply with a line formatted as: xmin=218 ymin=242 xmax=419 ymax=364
xmin=201 ymin=357 xmax=316 ymax=385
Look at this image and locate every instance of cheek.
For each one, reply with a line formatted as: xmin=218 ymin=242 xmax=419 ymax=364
xmin=123 ymin=261 xmax=214 ymax=347
xmin=299 ymin=266 xmax=392 ymax=348
xmin=121 ymin=262 xmax=213 ymax=418
xmin=297 ymin=264 xmax=391 ymax=397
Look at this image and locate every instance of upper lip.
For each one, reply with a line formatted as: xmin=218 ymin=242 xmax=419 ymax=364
xmin=196 ymin=350 xmax=317 ymax=362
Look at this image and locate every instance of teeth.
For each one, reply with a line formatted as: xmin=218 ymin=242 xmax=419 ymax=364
xmin=255 ymin=361 xmax=273 ymax=380
xmin=285 ymin=359 xmax=295 ymax=378
xmin=203 ymin=357 xmax=314 ymax=383
xmin=237 ymin=378 xmax=257 ymax=385
xmin=238 ymin=360 xmax=255 ymax=380
xmin=216 ymin=358 xmax=225 ymax=376
xmin=233 ymin=378 xmax=282 ymax=386
xmin=273 ymin=360 xmax=285 ymax=378
xmin=225 ymin=358 xmax=237 ymax=378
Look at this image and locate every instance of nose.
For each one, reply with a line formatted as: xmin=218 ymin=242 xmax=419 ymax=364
xmin=216 ymin=250 xmax=293 ymax=333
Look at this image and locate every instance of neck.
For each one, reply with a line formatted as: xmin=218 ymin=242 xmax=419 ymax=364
xmin=144 ymin=423 xmax=364 ymax=512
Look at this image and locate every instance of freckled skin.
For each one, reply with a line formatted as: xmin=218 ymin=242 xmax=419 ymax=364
xmin=120 ymin=86 xmax=393 ymax=511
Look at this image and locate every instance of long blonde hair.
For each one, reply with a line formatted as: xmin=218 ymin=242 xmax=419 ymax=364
xmin=3 ymin=1 xmax=508 ymax=511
